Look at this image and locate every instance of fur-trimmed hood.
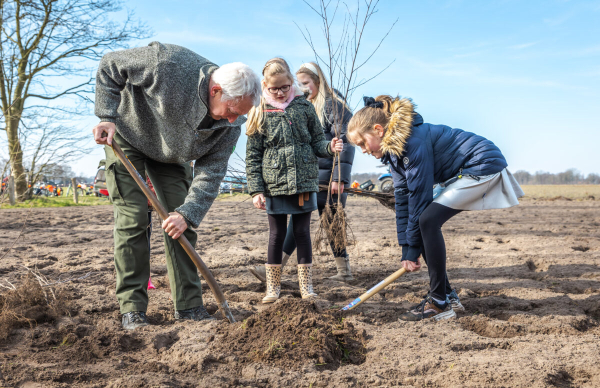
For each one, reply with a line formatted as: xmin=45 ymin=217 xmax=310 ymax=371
xmin=380 ymin=98 xmax=422 ymax=157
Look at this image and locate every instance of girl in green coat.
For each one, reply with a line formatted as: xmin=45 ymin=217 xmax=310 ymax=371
xmin=245 ymin=57 xmax=344 ymax=304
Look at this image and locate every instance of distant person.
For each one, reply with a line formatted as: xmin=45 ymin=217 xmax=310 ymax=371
xmin=92 ymin=42 xmax=261 ymax=330
xmin=247 ymin=62 xmax=355 ymax=283
xmin=245 ymin=58 xmax=343 ymax=304
xmin=347 ymin=95 xmax=523 ymax=321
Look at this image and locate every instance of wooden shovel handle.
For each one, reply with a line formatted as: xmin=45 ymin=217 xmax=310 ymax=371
xmin=341 ymin=268 xmax=407 ymax=311
xmin=110 ymin=142 xmax=235 ymax=323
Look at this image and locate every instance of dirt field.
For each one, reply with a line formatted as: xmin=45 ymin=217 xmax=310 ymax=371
xmin=0 ymin=196 xmax=599 ymax=387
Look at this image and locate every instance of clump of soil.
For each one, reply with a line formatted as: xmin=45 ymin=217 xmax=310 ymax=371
xmin=213 ymin=298 xmax=367 ymax=369
xmin=0 ymin=274 xmax=71 ymax=342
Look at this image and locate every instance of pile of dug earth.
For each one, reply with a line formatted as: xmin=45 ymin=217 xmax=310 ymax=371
xmin=212 ymin=298 xmax=367 ymax=369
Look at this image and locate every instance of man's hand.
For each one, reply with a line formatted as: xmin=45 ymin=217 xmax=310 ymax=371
xmin=402 ymin=256 xmax=422 ymax=272
xmin=162 ymin=212 xmax=188 ymax=239
xmin=330 ymin=137 xmax=344 ymax=153
xmin=331 ymin=181 xmax=344 ymax=194
xmin=93 ymin=122 xmax=116 ymax=145
xmin=253 ymin=193 xmax=266 ymax=210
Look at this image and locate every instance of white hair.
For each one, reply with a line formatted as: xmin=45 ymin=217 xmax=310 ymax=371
xmin=212 ymin=62 xmax=261 ymax=106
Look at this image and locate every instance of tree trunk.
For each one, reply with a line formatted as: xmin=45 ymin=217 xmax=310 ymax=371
xmin=8 ymin=176 xmax=15 ymax=206
xmin=6 ymin=113 xmax=27 ymax=201
xmin=71 ymin=178 xmax=78 ymax=204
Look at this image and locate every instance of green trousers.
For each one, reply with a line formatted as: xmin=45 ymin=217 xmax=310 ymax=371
xmin=105 ymin=133 xmax=203 ymax=314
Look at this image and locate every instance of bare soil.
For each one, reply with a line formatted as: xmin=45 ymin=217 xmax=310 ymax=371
xmin=0 ymin=197 xmax=599 ymax=387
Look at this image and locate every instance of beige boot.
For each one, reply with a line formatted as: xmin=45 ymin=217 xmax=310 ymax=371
xmin=297 ymin=264 xmax=318 ymax=299
xmin=262 ymin=265 xmax=282 ymax=304
xmin=249 ymin=253 xmax=290 ymax=283
xmin=329 ymin=256 xmax=353 ymax=282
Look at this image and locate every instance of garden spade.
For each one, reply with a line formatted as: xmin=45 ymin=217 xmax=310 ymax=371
xmin=110 ymin=141 xmax=235 ymax=323
xmin=341 ymin=268 xmax=407 ymax=311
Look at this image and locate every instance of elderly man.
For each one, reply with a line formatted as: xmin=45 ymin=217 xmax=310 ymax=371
xmin=93 ymin=42 xmax=261 ymax=330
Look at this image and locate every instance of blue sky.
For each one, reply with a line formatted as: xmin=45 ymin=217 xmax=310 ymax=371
xmin=74 ymin=0 xmax=600 ymax=177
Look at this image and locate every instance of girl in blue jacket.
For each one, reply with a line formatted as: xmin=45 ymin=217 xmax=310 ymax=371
xmin=347 ymin=95 xmax=523 ymax=321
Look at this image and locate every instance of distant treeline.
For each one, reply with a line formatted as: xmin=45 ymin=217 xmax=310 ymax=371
xmin=513 ymin=169 xmax=600 ymax=185
xmin=350 ymin=168 xmax=600 ymax=185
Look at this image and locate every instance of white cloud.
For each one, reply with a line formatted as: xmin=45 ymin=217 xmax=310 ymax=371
xmin=157 ymin=31 xmax=228 ymax=44
xmin=543 ymin=12 xmax=574 ymax=26
xmin=405 ymin=57 xmax=480 ymax=78
xmin=509 ymin=42 xmax=539 ymax=50
xmin=402 ymin=56 xmax=587 ymax=92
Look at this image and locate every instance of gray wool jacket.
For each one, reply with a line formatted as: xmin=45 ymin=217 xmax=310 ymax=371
xmin=95 ymin=42 xmax=243 ymax=228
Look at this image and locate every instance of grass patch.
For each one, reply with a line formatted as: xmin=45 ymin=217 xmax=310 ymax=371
xmin=0 ymin=195 xmax=110 ymax=209
xmin=521 ymin=185 xmax=600 ymax=200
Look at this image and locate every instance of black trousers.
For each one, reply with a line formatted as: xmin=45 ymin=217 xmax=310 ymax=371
xmin=419 ymin=203 xmax=462 ymax=301
xmin=267 ymin=212 xmax=312 ymax=265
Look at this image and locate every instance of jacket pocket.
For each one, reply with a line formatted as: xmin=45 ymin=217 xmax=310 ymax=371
xmin=262 ymin=159 xmax=280 ymax=185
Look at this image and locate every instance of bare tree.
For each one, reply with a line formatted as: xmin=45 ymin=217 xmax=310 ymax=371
xmin=297 ymin=0 xmax=397 ymax=251
xmin=0 ymin=0 xmax=151 ymax=200
xmin=20 ymin=110 xmax=91 ymax=188
xmin=40 ymin=162 xmax=74 ymax=184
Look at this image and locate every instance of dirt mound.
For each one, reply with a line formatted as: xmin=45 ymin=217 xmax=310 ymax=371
xmin=0 ymin=274 xmax=71 ymax=342
xmin=212 ymin=298 xmax=367 ymax=369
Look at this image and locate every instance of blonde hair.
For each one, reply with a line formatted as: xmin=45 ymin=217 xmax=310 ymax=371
xmin=347 ymin=95 xmax=416 ymax=156
xmin=245 ymin=58 xmax=295 ymax=136
xmin=296 ymin=62 xmax=350 ymax=127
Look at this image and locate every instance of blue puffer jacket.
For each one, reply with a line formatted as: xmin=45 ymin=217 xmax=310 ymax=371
xmin=381 ymin=99 xmax=507 ymax=262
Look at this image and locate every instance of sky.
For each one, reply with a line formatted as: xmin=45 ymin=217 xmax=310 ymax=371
xmin=54 ymin=0 xmax=600 ymax=177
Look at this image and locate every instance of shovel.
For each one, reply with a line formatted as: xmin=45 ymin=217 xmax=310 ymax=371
xmin=341 ymin=268 xmax=407 ymax=311
xmin=110 ymin=141 xmax=235 ymax=323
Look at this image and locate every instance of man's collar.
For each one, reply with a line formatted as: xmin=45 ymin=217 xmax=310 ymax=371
xmin=198 ymin=63 xmax=219 ymax=108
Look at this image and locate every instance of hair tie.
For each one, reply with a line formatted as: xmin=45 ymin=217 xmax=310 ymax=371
xmin=300 ymin=63 xmax=319 ymax=76
xmin=363 ymin=96 xmax=384 ymax=109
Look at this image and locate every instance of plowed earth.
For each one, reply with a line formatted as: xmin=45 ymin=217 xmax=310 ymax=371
xmin=0 ymin=197 xmax=599 ymax=387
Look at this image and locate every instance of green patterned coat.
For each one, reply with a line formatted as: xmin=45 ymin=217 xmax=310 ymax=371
xmin=246 ymin=95 xmax=333 ymax=197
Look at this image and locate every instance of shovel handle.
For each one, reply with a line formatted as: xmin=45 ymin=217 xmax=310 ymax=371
xmin=110 ymin=142 xmax=235 ymax=323
xmin=341 ymin=268 xmax=407 ymax=311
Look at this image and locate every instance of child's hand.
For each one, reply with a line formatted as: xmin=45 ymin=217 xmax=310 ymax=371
xmin=402 ymin=257 xmax=422 ymax=272
xmin=331 ymin=181 xmax=344 ymax=194
xmin=330 ymin=137 xmax=344 ymax=153
xmin=253 ymin=193 xmax=266 ymax=210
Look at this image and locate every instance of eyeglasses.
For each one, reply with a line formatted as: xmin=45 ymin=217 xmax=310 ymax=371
xmin=267 ymin=85 xmax=291 ymax=95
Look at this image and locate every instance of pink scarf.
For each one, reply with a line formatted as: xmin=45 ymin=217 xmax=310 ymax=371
xmin=262 ymin=85 xmax=300 ymax=110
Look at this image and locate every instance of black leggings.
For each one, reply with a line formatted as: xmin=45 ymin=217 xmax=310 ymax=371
xmin=283 ymin=192 xmax=348 ymax=258
xmin=419 ymin=203 xmax=462 ymax=301
xmin=268 ymin=212 xmax=312 ymax=265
